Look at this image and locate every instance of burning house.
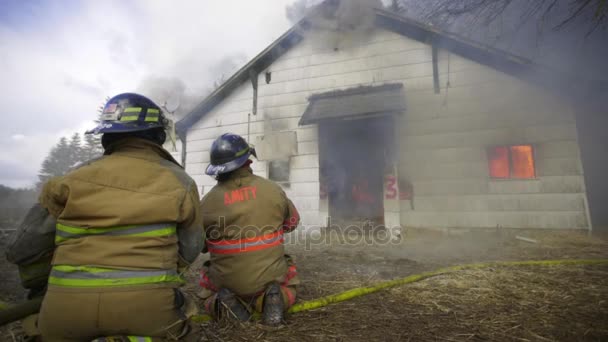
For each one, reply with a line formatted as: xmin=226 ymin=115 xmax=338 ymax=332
xmin=176 ymin=2 xmax=607 ymax=232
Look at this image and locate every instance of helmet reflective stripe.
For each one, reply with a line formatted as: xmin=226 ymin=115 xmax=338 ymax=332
xmin=119 ymin=107 xmax=143 ymax=122
xmin=55 ymin=223 xmax=176 ymax=244
xmin=206 ymin=133 xmax=256 ymax=175
xmin=235 ymin=147 xmax=250 ymax=157
xmin=48 ymin=265 xmax=183 ymax=287
xmin=86 ymin=93 xmax=165 ymax=134
xmin=145 ymin=108 xmax=161 ymax=122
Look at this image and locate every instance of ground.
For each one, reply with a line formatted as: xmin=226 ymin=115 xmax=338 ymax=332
xmin=2 ymin=228 xmax=608 ymax=341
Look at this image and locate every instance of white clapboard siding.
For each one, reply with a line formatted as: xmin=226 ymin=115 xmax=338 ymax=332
xmin=183 ymin=27 xmax=588 ymax=229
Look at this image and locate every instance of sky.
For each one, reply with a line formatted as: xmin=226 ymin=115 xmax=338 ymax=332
xmin=0 ymin=0 xmax=296 ymax=188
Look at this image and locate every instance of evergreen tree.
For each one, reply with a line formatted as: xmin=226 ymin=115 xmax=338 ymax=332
xmin=78 ymin=96 xmax=107 ymax=161
xmin=37 ymin=137 xmax=73 ymax=188
xmin=68 ymin=132 xmax=83 ymax=167
xmin=83 ymin=133 xmax=103 ymax=161
xmin=35 ymin=97 xmax=110 ymax=190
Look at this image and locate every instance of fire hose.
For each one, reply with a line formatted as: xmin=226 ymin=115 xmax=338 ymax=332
xmin=193 ymin=258 xmax=608 ymax=322
xmin=2 ymin=259 xmax=608 ymax=326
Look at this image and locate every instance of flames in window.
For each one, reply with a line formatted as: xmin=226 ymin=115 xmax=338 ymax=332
xmin=488 ymin=145 xmax=535 ymax=179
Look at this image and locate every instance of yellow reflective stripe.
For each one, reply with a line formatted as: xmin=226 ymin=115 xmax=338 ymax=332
xmin=123 ymin=107 xmax=142 ymax=113
xmin=144 ymin=108 xmax=160 ymax=122
xmin=128 ymin=227 xmax=176 ymax=238
xmin=55 ymin=223 xmax=176 ymax=243
xmin=235 ymin=147 xmax=250 ymax=157
xmin=120 ymin=115 xmax=140 ymax=121
xmin=48 ymin=275 xmax=183 ymax=287
xmin=49 ymin=265 xmax=184 ymax=287
xmin=53 ymin=265 xmax=114 ymax=273
xmin=127 ymin=337 xmax=152 ymax=342
xmin=57 ymin=223 xmax=140 ymax=235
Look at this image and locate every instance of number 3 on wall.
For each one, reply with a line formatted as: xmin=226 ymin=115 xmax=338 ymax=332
xmin=385 ymin=175 xmax=397 ymax=200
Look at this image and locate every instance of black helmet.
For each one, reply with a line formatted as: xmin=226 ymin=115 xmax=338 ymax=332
xmin=206 ymin=133 xmax=257 ymax=176
xmin=86 ymin=93 xmax=167 ymax=135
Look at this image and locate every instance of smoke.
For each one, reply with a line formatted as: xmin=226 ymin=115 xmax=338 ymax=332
xmin=289 ymin=0 xmax=384 ymax=50
xmin=286 ymin=0 xmax=325 ymax=24
xmin=135 ymin=53 xmax=247 ymax=120
xmin=135 ymin=76 xmax=197 ymax=120
xmin=208 ymin=54 xmax=248 ymax=89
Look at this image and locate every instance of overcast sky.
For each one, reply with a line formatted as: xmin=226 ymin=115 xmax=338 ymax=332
xmin=0 ymin=0 xmax=295 ymax=188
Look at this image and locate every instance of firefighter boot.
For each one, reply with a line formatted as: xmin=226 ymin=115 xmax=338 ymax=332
xmin=216 ymin=288 xmax=250 ymax=321
xmin=262 ymin=282 xmax=284 ymax=326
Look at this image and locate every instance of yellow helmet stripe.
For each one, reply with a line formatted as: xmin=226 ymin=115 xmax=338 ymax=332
xmin=120 ymin=115 xmax=140 ymax=121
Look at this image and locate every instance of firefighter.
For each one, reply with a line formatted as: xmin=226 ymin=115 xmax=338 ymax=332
xmin=6 ymin=93 xmax=203 ymax=341
xmin=199 ymin=133 xmax=300 ymax=326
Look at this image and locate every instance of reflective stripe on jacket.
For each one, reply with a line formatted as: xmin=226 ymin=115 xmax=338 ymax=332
xmin=206 ymin=230 xmax=284 ymax=255
xmin=201 ymin=166 xmax=300 ymax=295
xmin=55 ymin=223 xmax=177 ymax=243
xmin=51 ymin=222 xmax=182 ymax=288
xmin=48 ymin=265 xmax=183 ymax=287
xmin=39 ymin=138 xmax=203 ymax=290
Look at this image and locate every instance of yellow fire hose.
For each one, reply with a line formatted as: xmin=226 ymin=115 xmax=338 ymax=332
xmin=2 ymin=259 xmax=607 ymax=326
xmin=191 ymin=258 xmax=608 ymax=322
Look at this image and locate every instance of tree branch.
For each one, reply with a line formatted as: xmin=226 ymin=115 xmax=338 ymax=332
xmin=554 ymin=0 xmax=593 ymax=30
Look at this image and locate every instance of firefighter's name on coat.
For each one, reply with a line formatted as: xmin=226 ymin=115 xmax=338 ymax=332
xmin=224 ymin=186 xmax=258 ymax=205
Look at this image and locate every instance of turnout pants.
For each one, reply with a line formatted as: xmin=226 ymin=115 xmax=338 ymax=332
xmin=38 ymin=286 xmax=195 ymax=341
xmin=198 ymin=256 xmax=299 ymax=316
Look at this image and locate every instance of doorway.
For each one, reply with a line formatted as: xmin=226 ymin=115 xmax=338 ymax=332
xmin=319 ymin=116 xmax=395 ymax=229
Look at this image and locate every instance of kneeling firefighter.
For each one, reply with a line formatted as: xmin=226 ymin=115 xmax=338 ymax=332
xmin=199 ymin=133 xmax=300 ymax=326
xmin=5 ymin=93 xmax=203 ymax=341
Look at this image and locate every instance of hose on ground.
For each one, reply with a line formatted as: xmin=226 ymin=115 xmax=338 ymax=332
xmin=2 ymin=259 xmax=607 ymax=326
xmin=191 ymin=258 xmax=608 ymax=322
xmin=288 ymin=259 xmax=608 ymax=314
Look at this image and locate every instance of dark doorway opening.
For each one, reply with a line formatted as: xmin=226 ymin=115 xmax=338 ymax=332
xmin=319 ymin=116 xmax=395 ymax=229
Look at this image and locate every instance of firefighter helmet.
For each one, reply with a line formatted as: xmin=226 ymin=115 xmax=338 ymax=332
xmin=86 ymin=93 xmax=167 ymax=134
xmin=206 ymin=133 xmax=257 ymax=176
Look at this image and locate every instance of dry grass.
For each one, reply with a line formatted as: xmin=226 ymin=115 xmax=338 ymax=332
xmin=2 ymin=230 xmax=608 ymax=341
xmin=198 ymin=264 xmax=608 ymax=342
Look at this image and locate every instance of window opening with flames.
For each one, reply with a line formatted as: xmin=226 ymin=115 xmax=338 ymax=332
xmin=487 ymin=145 xmax=536 ymax=179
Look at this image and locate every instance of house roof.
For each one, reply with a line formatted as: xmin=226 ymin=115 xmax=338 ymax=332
xmin=176 ymin=6 xmax=603 ymax=136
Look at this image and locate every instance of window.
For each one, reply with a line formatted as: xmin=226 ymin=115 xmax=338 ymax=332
xmin=487 ymin=145 xmax=536 ymax=179
xmin=268 ymin=159 xmax=290 ymax=186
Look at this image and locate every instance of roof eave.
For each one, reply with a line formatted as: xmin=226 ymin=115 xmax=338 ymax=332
xmin=176 ymin=20 xmax=309 ymax=136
